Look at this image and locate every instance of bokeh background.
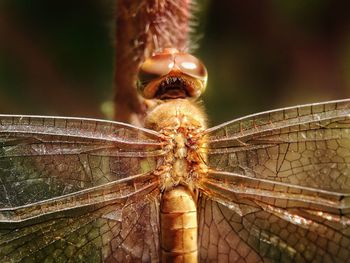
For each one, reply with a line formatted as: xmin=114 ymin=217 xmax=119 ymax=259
xmin=1 ymin=0 xmax=350 ymax=126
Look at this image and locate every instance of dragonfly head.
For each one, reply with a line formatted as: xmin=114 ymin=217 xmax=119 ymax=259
xmin=137 ymin=48 xmax=208 ymax=100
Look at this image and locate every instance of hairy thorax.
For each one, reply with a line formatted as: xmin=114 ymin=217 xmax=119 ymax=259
xmin=144 ymin=99 xmax=207 ymax=190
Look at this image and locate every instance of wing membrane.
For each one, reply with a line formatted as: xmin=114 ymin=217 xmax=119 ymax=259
xmin=1 ymin=186 xmax=160 ymax=262
xmin=201 ymin=99 xmax=350 ymax=262
xmin=0 ymin=172 xmax=156 ymax=223
xmin=0 ymin=115 xmax=164 ymax=262
xmin=0 ymin=115 xmax=165 ymax=207
xmin=204 ymin=99 xmax=350 ymax=191
xmin=198 ymin=195 xmax=349 ymax=262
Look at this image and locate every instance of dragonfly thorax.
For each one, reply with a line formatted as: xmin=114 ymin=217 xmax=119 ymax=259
xmin=145 ymin=99 xmax=207 ymax=190
xmin=144 ymin=99 xmax=206 ymax=132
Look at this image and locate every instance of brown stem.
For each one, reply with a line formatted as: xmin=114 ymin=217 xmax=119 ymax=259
xmin=114 ymin=0 xmax=193 ymax=124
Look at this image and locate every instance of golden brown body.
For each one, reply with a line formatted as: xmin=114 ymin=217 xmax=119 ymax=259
xmin=145 ymin=99 xmax=206 ymax=263
xmin=140 ymin=49 xmax=208 ymax=262
xmin=160 ymin=187 xmax=197 ymax=262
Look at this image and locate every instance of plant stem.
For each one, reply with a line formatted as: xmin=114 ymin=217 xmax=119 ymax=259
xmin=114 ymin=0 xmax=193 ymax=124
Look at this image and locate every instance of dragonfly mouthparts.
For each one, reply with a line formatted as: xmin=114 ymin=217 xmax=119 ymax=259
xmin=156 ymin=76 xmax=190 ymax=99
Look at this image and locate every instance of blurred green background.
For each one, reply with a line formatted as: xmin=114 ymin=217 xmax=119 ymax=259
xmin=1 ymin=0 xmax=350 ymax=126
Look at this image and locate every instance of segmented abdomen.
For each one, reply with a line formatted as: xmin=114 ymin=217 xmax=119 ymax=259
xmin=160 ymin=186 xmax=198 ymax=263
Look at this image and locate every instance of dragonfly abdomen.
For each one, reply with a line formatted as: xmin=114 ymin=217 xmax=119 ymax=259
xmin=160 ymin=186 xmax=198 ymax=263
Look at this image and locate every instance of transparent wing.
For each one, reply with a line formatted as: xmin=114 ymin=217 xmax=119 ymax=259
xmin=0 ymin=115 xmax=165 ymax=208
xmin=1 ymin=183 xmax=160 ymax=262
xmin=0 ymin=115 xmax=165 ymax=262
xmin=199 ymin=99 xmax=350 ymax=262
xmin=198 ymin=196 xmax=262 ymax=263
xmin=198 ymin=195 xmax=348 ymax=263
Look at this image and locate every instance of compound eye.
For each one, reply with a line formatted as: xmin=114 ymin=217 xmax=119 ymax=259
xmin=175 ymin=53 xmax=208 ymax=88
xmin=137 ymin=70 xmax=162 ymax=92
xmin=137 ymin=52 xmax=174 ymax=91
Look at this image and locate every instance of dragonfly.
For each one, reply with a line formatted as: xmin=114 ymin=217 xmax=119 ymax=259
xmin=0 ymin=47 xmax=350 ymax=263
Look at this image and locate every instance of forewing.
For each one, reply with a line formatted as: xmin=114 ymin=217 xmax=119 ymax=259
xmin=199 ymin=99 xmax=350 ymax=262
xmin=0 ymin=115 xmax=164 ymax=208
xmin=0 ymin=115 xmax=164 ymax=262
